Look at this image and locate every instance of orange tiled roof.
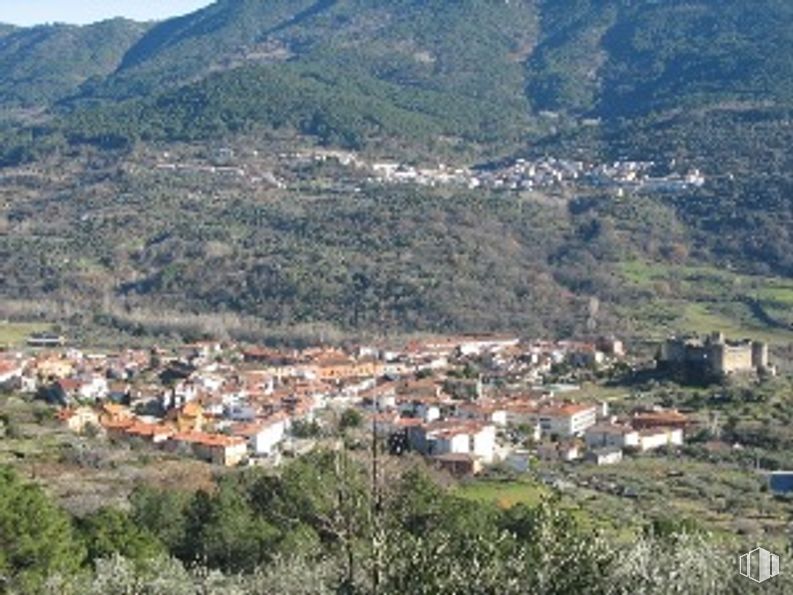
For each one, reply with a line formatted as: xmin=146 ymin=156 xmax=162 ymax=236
xmin=633 ymin=410 xmax=688 ymax=423
xmin=538 ymin=403 xmax=595 ymax=416
xmin=171 ymin=431 xmax=245 ymax=448
xmin=181 ymin=402 xmax=204 ymax=417
xmin=0 ymin=360 xmax=22 ymax=374
xmin=101 ymin=417 xmax=135 ymax=430
xmin=125 ymin=422 xmax=173 ymax=439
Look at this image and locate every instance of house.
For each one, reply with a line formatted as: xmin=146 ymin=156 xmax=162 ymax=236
xmin=100 ymin=402 xmax=132 ymax=423
xmin=408 ymin=421 xmax=497 ymax=463
xmin=242 ymin=346 xmax=272 ymax=363
xmin=314 ymin=354 xmax=382 ymax=381
xmin=124 ymin=422 xmax=174 ymax=444
xmin=360 ymin=383 xmax=398 ymax=411
xmin=533 ymin=403 xmax=598 ymax=438
xmin=566 ymin=346 xmax=605 ymax=368
xmin=457 ymin=334 xmax=521 ymax=356
xmin=586 ymin=447 xmax=623 ymax=466
xmin=57 ymin=406 xmax=100 ymax=433
xmin=99 ymin=403 xmax=135 ymax=439
xmin=504 ymin=400 xmax=542 ymax=426
xmin=456 ymin=402 xmax=508 ymax=427
xmin=637 ymin=427 xmax=684 ymax=452
xmin=631 ymin=409 xmax=690 ymax=431
xmin=432 ymin=453 xmax=483 ymax=477
xmin=596 ymin=336 xmax=625 ymax=358
xmin=0 ymin=358 xmax=25 ymax=387
xmin=27 ymin=332 xmax=66 ymax=348
xmin=170 ymin=402 xmax=205 ymax=433
xmin=537 ymin=441 xmax=580 ymax=462
xmin=168 ymin=431 xmax=248 ymax=466
xmin=231 ymin=412 xmax=289 ymax=456
xmin=34 ymin=356 xmax=74 ymax=380
xmin=585 ymin=423 xmax=640 ymax=450
xmin=74 ymin=374 xmax=108 ymax=401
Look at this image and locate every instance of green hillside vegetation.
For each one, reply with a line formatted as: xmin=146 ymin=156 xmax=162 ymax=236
xmin=65 ymin=61 xmax=530 ymax=151
xmin=2 ymin=0 xmax=793 ymax=341
xmin=0 ymin=19 xmax=149 ymax=109
xmin=1 ymin=457 xmax=787 ymax=594
xmin=2 ymin=139 xmax=705 ymax=340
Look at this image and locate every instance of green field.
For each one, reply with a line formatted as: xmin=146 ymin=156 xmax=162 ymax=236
xmin=618 ymin=260 xmax=793 ymax=345
xmin=0 ymin=322 xmax=51 ymax=347
xmin=456 ymin=479 xmax=549 ymax=508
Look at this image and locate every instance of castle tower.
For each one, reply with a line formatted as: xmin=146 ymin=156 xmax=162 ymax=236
xmin=752 ymin=341 xmax=769 ymax=369
xmin=708 ymin=342 xmax=727 ymax=376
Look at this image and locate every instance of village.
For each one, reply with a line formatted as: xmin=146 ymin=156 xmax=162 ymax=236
xmin=0 ymin=332 xmax=702 ymax=475
xmin=148 ymin=146 xmax=706 ymax=196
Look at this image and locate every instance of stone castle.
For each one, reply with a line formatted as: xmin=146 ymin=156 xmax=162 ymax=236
xmin=658 ymin=331 xmax=771 ymax=378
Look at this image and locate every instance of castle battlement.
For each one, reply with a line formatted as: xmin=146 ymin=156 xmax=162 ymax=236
xmin=658 ymin=331 xmax=769 ymax=378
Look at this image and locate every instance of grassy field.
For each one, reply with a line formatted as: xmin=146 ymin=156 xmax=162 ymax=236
xmin=618 ymin=260 xmax=793 ymax=345
xmin=0 ymin=321 xmax=51 ymax=347
xmin=456 ymin=478 xmax=549 ymax=508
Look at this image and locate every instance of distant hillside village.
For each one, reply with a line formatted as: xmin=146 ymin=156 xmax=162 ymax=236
xmin=0 ymin=329 xmax=768 ymax=474
xmin=149 ymin=146 xmax=705 ymax=196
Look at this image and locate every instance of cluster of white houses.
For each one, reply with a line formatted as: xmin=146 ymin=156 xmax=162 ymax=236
xmin=0 ymin=332 xmax=688 ymax=472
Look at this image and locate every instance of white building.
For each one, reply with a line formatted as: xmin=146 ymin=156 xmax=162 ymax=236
xmin=585 ymin=423 xmax=640 ymax=450
xmin=76 ymin=375 xmax=109 ymax=401
xmin=232 ymin=413 xmax=289 ymax=457
xmin=637 ymin=427 xmax=684 ymax=452
xmin=0 ymin=359 xmax=25 ymax=387
xmin=457 ymin=335 xmax=520 ymax=356
xmin=534 ymin=403 xmax=598 ymax=438
xmin=587 ymin=447 xmax=623 ymax=466
xmin=408 ymin=421 xmax=496 ymax=464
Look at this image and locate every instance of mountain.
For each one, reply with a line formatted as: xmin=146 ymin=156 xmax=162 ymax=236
xmin=63 ymin=0 xmax=539 ymax=151
xmin=0 ymin=19 xmax=149 ymax=110
xmin=44 ymin=0 xmax=793 ymax=154
xmin=526 ymin=0 xmax=793 ymax=117
xmin=2 ymin=0 xmax=793 ymax=342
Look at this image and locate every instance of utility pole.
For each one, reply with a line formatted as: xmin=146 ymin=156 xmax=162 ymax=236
xmin=371 ymin=396 xmax=383 ymax=594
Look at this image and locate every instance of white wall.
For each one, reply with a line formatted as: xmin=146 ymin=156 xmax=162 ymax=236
xmin=471 ymin=425 xmax=496 ymax=463
xmin=253 ymin=420 xmax=287 ymax=456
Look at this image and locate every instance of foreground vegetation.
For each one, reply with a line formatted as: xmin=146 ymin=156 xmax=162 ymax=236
xmin=2 ymin=453 xmax=791 ymax=595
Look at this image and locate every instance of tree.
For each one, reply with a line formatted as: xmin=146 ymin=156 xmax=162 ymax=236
xmin=339 ymin=408 xmax=363 ymax=432
xmin=130 ymin=485 xmax=189 ymax=551
xmin=0 ymin=466 xmax=84 ymax=591
xmin=78 ymin=507 xmax=165 ymax=564
xmin=179 ymin=482 xmax=279 ymax=573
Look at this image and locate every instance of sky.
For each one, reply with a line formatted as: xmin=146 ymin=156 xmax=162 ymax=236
xmin=0 ymin=1 xmax=214 ymax=27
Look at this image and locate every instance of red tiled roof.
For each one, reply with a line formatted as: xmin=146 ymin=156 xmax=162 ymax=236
xmin=125 ymin=422 xmax=173 ymax=439
xmin=171 ymin=431 xmax=245 ymax=448
xmin=58 ymin=378 xmax=82 ymax=391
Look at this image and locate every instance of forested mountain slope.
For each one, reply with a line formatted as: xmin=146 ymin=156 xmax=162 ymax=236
xmin=2 ymin=0 xmax=793 ymax=340
xmin=0 ymin=19 xmax=149 ymax=109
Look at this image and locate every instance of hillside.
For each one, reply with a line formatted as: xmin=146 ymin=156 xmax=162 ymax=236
xmin=0 ymin=19 xmax=149 ymax=109
xmin=58 ymin=0 xmax=793 ymax=150
xmin=2 ymin=0 xmax=793 ymax=341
